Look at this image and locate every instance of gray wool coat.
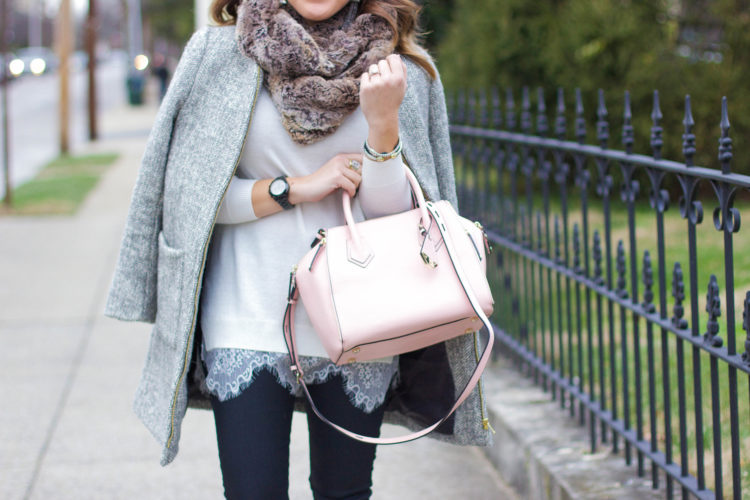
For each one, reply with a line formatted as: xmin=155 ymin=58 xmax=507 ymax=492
xmin=104 ymin=25 xmax=493 ymax=466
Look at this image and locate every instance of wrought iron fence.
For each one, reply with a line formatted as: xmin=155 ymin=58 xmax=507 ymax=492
xmin=449 ymin=87 xmax=750 ymax=499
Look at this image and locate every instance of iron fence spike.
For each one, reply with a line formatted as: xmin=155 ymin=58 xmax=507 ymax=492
xmin=683 ymin=95 xmax=696 ymax=167
xmin=672 ymin=262 xmax=688 ymax=329
xmin=479 ymin=88 xmax=489 ymax=128
xmin=537 ymin=87 xmax=548 ymax=137
xmin=651 ymin=90 xmax=663 ymax=160
xmin=720 ymin=96 xmax=730 ymax=131
xmin=506 ymin=87 xmax=516 ymax=131
xmin=651 ymin=90 xmax=662 ymax=123
xmin=556 ymin=87 xmax=567 ymax=141
xmin=642 ymin=251 xmax=655 ymax=312
xmin=704 ymin=275 xmax=723 ymax=347
xmin=683 ymin=95 xmax=694 ymax=128
xmin=521 ymin=87 xmax=532 ymax=133
xmin=491 ymin=86 xmax=502 ymax=129
xmin=616 ymin=240 xmax=628 ymax=298
xmin=623 ymin=90 xmax=634 ymax=154
xmin=623 ymin=90 xmax=632 ymax=120
xmin=467 ymin=88 xmax=477 ymax=126
xmin=573 ymin=223 xmax=581 ymax=273
xmin=593 ymin=231 xmax=603 ymax=285
xmin=596 ymin=89 xmax=609 ymax=148
xmin=718 ymin=96 xmax=733 ymax=173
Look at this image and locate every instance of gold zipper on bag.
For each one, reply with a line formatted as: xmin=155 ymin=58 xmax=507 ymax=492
xmin=166 ymin=67 xmax=263 ymax=452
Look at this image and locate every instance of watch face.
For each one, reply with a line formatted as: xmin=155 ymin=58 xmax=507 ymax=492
xmin=270 ymin=178 xmax=287 ymax=196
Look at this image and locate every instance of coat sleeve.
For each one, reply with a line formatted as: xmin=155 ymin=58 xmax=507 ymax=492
xmin=427 ymin=68 xmax=459 ymax=210
xmin=104 ymin=28 xmax=209 ymax=323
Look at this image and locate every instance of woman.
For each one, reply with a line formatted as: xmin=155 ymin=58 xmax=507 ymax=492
xmin=105 ymin=0 xmax=492 ymax=498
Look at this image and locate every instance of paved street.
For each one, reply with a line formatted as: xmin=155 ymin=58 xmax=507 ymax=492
xmin=0 ymin=87 xmax=517 ymax=499
xmin=1 ymin=57 xmax=128 ymax=199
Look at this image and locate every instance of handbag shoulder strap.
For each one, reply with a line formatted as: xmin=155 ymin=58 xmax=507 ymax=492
xmin=282 ymin=202 xmax=494 ymax=445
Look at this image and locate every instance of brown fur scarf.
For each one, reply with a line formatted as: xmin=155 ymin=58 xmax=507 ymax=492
xmin=236 ymin=0 xmax=395 ymax=144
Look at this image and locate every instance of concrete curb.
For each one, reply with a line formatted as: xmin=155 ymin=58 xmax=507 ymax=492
xmin=482 ymin=355 xmax=667 ymax=500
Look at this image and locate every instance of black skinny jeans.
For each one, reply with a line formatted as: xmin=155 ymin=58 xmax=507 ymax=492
xmin=210 ymin=368 xmax=386 ymax=500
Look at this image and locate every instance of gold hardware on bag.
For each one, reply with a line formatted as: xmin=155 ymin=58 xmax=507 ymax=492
xmin=464 ymin=328 xmax=474 ymax=334
xmin=291 ymin=366 xmax=302 ymax=382
xmin=352 ymin=347 xmax=361 ymax=354
xmin=347 ymin=358 xmax=357 ymax=364
xmin=421 ymin=251 xmax=438 ymax=268
xmin=475 ymin=221 xmax=492 ymax=255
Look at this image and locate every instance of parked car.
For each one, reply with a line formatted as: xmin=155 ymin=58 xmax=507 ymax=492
xmin=0 ymin=53 xmax=23 ymax=80
xmin=12 ymin=47 xmax=59 ymax=76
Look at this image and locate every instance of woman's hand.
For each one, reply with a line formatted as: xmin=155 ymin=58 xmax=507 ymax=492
xmin=289 ymin=153 xmax=364 ymax=205
xmin=360 ymin=54 xmax=407 ymax=153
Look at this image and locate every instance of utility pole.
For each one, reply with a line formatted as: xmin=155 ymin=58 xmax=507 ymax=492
xmin=125 ymin=0 xmax=144 ymax=105
xmin=57 ymin=0 xmax=71 ymax=154
xmin=126 ymin=0 xmax=143 ymax=62
xmin=86 ymin=0 xmax=98 ymax=140
xmin=1 ymin=0 xmax=10 ymax=208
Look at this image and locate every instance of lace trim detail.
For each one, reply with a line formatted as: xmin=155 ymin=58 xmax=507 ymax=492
xmin=202 ymin=347 xmax=398 ymax=414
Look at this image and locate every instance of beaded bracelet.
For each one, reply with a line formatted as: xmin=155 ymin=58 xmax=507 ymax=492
xmin=363 ymin=137 xmax=402 ymax=162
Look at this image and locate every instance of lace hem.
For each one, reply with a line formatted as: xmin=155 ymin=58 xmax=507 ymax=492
xmin=202 ymin=347 xmax=398 ymax=414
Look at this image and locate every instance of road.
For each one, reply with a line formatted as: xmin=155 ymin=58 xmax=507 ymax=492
xmin=0 ymin=57 xmax=129 ymax=199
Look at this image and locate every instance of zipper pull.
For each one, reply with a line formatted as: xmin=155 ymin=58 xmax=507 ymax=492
xmin=310 ymin=229 xmax=327 ymax=248
xmin=482 ymin=418 xmax=496 ymax=434
xmin=475 ymin=221 xmax=492 ymax=255
xmin=287 ymin=265 xmax=298 ymax=301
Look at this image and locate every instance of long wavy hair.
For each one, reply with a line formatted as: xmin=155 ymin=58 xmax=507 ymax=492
xmin=210 ymin=0 xmax=436 ymax=79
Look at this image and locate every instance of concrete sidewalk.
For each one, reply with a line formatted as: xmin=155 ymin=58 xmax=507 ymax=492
xmin=0 ymin=91 xmax=516 ymax=499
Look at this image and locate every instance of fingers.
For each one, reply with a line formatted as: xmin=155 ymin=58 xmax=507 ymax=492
xmin=339 ymin=177 xmax=358 ymax=198
xmin=389 ymin=53 xmax=406 ymax=79
xmin=340 ymin=155 xmax=362 ymax=180
xmin=334 ymin=154 xmax=362 ymax=197
xmin=362 ymin=55 xmax=404 ymax=82
xmin=378 ymin=58 xmax=390 ymax=77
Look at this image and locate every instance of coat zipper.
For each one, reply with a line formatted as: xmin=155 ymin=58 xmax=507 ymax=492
xmin=473 ymin=332 xmax=495 ymax=434
xmin=166 ymin=67 xmax=264 ymax=452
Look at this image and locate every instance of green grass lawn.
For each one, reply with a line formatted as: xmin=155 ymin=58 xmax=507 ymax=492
xmin=2 ymin=153 xmax=118 ymax=215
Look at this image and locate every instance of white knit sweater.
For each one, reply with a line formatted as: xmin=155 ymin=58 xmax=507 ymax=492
xmin=200 ymin=86 xmax=411 ymax=357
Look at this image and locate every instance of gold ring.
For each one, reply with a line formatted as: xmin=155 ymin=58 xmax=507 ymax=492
xmin=348 ymin=159 xmax=362 ymax=171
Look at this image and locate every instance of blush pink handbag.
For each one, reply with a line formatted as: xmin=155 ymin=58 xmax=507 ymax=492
xmin=283 ymin=165 xmax=495 ymax=444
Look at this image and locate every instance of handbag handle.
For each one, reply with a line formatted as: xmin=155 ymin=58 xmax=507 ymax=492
xmin=341 ymin=166 xmax=431 ymax=253
xmin=283 ymin=201 xmax=495 ymax=445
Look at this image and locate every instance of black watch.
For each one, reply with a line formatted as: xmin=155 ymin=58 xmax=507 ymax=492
xmin=269 ymin=175 xmax=294 ymax=210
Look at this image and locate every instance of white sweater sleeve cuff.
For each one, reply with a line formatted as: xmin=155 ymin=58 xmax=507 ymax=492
xmin=358 ymin=156 xmax=413 ymax=219
xmin=215 ymin=177 xmax=258 ymax=224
